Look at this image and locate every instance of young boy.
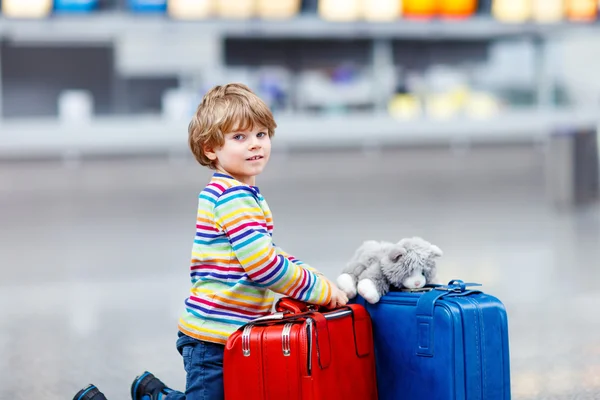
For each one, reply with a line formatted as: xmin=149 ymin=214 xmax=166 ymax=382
xmin=73 ymin=83 xmax=348 ymax=400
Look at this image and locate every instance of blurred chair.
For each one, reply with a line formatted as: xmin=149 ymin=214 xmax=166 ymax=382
xmin=256 ymin=0 xmax=301 ymax=19
xmin=565 ymin=0 xmax=597 ymax=22
xmin=403 ymin=0 xmax=438 ymax=19
xmin=216 ymin=0 xmax=255 ymax=19
xmin=2 ymin=0 xmax=52 ymax=18
xmin=532 ymin=0 xmax=564 ymax=23
xmin=492 ymin=0 xmax=532 ymax=22
xmin=168 ymin=0 xmax=214 ymax=19
xmin=362 ymin=0 xmax=402 ymax=22
xmin=440 ymin=0 xmax=478 ymax=19
xmin=128 ymin=0 xmax=167 ymax=12
xmin=318 ymin=0 xmax=362 ymax=21
xmin=54 ymin=0 xmax=98 ymax=12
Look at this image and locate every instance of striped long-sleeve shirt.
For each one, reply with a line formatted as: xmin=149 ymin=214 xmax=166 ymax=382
xmin=178 ymin=172 xmax=333 ymax=344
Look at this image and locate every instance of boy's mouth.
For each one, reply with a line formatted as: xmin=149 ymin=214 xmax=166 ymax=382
xmin=246 ymin=156 xmax=263 ymax=161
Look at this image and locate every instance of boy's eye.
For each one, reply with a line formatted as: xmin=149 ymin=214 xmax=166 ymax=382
xmin=233 ymin=134 xmax=245 ymax=140
xmin=257 ymin=132 xmax=267 ymax=138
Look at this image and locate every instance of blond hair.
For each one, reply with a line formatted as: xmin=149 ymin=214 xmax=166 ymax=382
xmin=188 ymin=83 xmax=277 ymax=169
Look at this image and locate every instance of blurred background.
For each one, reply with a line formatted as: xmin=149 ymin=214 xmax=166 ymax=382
xmin=1 ymin=0 xmax=600 ymax=399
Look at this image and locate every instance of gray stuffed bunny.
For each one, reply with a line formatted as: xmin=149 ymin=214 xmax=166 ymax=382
xmin=336 ymin=237 xmax=443 ymax=304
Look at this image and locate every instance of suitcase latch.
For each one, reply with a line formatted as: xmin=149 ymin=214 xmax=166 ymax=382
xmin=242 ymin=325 xmax=253 ymax=356
xmin=282 ymin=323 xmax=293 ymax=356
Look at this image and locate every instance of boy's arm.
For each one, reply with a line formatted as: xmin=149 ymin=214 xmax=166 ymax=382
xmin=273 ymin=245 xmax=322 ymax=275
xmin=214 ymin=187 xmax=332 ymax=306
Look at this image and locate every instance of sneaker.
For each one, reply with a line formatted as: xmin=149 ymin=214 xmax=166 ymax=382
xmin=130 ymin=371 xmax=173 ymax=400
xmin=73 ymin=384 xmax=108 ymax=400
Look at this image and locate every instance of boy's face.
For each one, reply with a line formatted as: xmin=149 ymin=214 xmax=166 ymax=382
xmin=207 ymin=124 xmax=271 ymax=186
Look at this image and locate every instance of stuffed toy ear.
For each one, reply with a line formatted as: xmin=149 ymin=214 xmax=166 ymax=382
xmin=388 ymin=244 xmax=407 ymax=263
xmin=430 ymin=245 xmax=443 ymax=257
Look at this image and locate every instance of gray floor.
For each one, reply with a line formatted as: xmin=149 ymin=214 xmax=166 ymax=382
xmin=1 ymin=146 xmax=599 ymax=400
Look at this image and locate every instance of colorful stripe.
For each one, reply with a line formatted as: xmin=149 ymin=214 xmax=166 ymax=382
xmin=178 ymin=173 xmax=332 ymax=344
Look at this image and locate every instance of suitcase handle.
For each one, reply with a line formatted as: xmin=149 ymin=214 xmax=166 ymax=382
xmin=438 ymin=280 xmax=482 ymax=293
xmin=416 ymin=279 xmax=482 ymax=357
xmin=275 ymin=297 xmax=323 ymax=314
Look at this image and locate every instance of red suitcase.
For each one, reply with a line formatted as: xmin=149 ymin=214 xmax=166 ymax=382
xmin=224 ymin=298 xmax=378 ymax=400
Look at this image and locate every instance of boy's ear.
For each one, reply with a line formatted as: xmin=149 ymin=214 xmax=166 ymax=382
xmin=203 ymin=145 xmax=217 ymax=161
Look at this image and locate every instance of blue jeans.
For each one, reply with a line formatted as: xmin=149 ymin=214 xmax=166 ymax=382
xmin=165 ymin=332 xmax=224 ymax=400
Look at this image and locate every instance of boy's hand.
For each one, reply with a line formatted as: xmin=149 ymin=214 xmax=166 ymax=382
xmin=312 ymin=271 xmax=348 ymax=309
xmin=325 ymin=287 xmax=349 ymax=310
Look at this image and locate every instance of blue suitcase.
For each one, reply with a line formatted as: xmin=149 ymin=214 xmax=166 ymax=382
xmin=357 ymin=280 xmax=511 ymax=400
xmin=54 ymin=0 xmax=97 ymax=12
xmin=128 ymin=0 xmax=167 ymax=12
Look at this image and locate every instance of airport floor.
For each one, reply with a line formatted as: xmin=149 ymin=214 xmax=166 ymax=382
xmin=1 ymin=146 xmax=599 ymax=400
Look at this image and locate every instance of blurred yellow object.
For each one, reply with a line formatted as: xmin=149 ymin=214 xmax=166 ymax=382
xmin=440 ymin=0 xmax=477 ymax=19
xmin=403 ymin=0 xmax=437 ymax=19
xmin=319 ymin=0 xmax=362 ymax=21
xmin=257 ymin=0 xmax=300 ymax=19
xmin=492 ymin=0 xmax=532 ymax=22
xmin=216 ymin=0 xmax=255 ymax=19
xmin=427 ymin=94 xmax=457 ymax=120
xmin=426 ymin=87 xmax=469 ymax=120
xmin=168 ymin=0 xmax=214 ymax=19
xmin=566 ymin=0 xmax=597 ymax=21
xmin=362 ymin=0 xmax=402 ymax=21
xmin=532 ymin=0 xmax=564 ymax=23
xmin=2 ymin=0 xmax=52 ymax=18
xmin=465 ymin=92 xmax=501 ymax=119
xmin=388 ymin=94 xmax=422 ymax=120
